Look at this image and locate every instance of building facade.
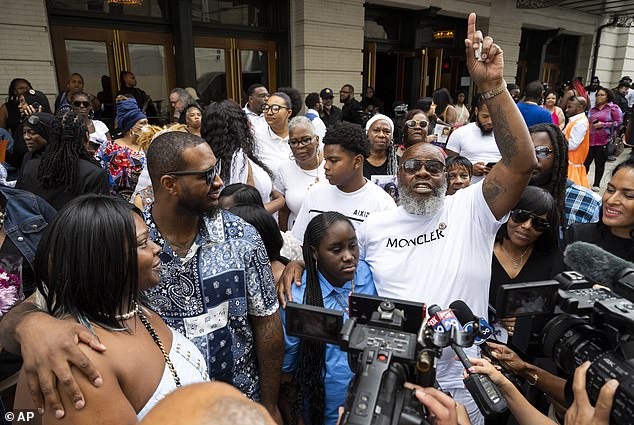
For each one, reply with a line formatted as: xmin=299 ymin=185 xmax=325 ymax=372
xmin=1 ymin=0 xmax=631 ymax=120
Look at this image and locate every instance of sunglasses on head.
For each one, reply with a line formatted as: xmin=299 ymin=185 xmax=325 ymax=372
xmin=534 ymin=146 xmax=553 ymax=159
xmin=167 ymin=160 xmax=222 ymax=186
xmin=510 ymin=209 xmax=550 ymax=232
xmin=73 ymin=101 xmax=91 ymax=108
xmin=405 ymin=119 xmax=428 ymax=129
xmin=400 ymin=158 xmax=445 ymax=176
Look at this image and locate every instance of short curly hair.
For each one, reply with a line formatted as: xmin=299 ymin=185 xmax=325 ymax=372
xmin=323 ymin=121 xmax=369 ymax=158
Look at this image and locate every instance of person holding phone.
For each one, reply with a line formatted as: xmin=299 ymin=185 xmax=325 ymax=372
xmin=279 ymin=212 xmax=376 ymax=425
xmin=445 ymin=95 xmax=501 ymax=184
xmin=7 ymin=89 xmax=53 ymax=172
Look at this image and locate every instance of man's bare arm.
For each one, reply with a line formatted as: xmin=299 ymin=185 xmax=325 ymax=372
xmin=0 ymin=299 xmax=41 ymax=354
xmin=251 ymin=311 xmax=284 ymax=424
xmin=464 ymin=13 xmax=537 ymax=220
xmin=0 ymin=298 xmax=105 ymax=417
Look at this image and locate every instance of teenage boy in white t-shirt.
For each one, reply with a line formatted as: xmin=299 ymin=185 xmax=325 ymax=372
xmin=279 ymin=14 xmax=538 ymax=425
xmin=290 ymin=121 xmax=396 ymax=243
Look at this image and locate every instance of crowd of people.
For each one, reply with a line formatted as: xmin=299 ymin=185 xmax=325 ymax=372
xmin=0 ymin=12 xmax=631 ymax=425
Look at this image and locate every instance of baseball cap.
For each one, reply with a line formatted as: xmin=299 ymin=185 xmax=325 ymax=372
xmin=591 ymin=76 xmax=600 ymax=84
xmin=320 ymin=88 xmax=334 ymax=99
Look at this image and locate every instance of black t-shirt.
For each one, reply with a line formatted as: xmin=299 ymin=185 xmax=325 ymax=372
xmin=554 ymin=222 xmax=633 ymax=274
xmin=363 ymin=158 xmax=388 ymax=180
xmin=16 ymin=158 xmax=109 ymax=211
xmin=321 ymin=105 xmax=342 ymax=127
xmin=341 ymin=99 xmax=364 ymax=126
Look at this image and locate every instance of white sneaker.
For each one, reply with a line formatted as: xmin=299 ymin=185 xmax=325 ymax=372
xmin=592 ymin=186 xmax=600 ymax=192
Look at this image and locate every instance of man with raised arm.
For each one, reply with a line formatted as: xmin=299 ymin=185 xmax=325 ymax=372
xmin=278 ymin=14 xmax=537 ymax=424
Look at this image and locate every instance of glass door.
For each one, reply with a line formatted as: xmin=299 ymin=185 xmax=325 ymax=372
xmin=194 ymin=36 xmax=276 ymax=106
xmin=51 ymin=26 xmax=175 ymax=125
xmin=421 ymin=48 xmax=443 ymax=98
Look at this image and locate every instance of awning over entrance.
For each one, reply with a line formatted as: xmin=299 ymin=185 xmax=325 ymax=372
xmin=517 ymin=0 xmax=634 ymax=20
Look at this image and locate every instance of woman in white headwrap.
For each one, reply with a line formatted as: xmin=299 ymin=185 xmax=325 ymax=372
xmin=363 ymin=113 xmax=398 ymax=179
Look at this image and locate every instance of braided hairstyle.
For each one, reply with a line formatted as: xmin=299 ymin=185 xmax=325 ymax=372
xmin=293 ymin=211 xmax=355 ymax=424
xmin=528 ymin=123 xmax=567 ymax=233
xmin=201 ymin=100 xmax=271 ymax=184
xmin=37 ymin=111 xmax=96 ymax=192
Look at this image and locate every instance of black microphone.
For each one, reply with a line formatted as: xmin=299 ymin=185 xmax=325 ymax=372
xmin=564 ymin=242 xmax=634 ymax=291
xmin=430 ymin=302 xmax=508 ymax=417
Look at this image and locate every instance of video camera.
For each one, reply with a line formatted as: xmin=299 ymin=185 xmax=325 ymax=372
xmin=493 ymin=242 xmax=634 ymax=424
xmin=286 ymin=294 xmax=508 ymax=424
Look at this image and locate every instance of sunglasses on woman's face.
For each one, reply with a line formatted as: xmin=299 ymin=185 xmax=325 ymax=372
xmin=405 ymin=119 xmax=428 ymax=129
xmin=73 ymin=101 xmax=91 ymax=108
xmin=510 ymin=209 xmax=550 ymax=232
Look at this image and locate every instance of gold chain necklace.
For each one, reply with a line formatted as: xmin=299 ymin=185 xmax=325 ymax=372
xmin=501 ymin=245 xmax=530 ymax=270
xmin=135 ymin=305 xmax=182 ymax=387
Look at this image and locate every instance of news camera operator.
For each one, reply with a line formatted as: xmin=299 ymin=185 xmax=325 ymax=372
xmin=469 ymin=356 xmax=618 ymax=425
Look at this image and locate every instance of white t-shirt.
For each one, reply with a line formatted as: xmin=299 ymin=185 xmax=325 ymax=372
xmin=306 ymin=108 xmax=326 ymax=148
xmin=254 ymin=125 xmax=291 ymax=176
xmin=229 ymin=149 xmax=273 ymax=204
xmin=357 ymin=182 xmax=507 ymax=389
xmin=275 ymin=159 xmax=326 ymax=230
xmin=291 ymin=180 xmax=396 ymax=243
xmin=445 ymin=122 xmax=500 ymax=184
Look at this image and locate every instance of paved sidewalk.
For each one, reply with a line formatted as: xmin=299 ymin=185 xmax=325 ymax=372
xmin=586 ymin=147 xmax=631 ymax=196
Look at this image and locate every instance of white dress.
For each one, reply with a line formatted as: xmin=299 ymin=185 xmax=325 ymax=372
xmin=136 ymin=329 xmax=209 ymax=420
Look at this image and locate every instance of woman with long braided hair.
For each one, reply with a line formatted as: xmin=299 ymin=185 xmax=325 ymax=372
xmin=279 ymin=212 xmax=376 ymax=425
xmin=16 ymin=111 xmax=108 ymax=210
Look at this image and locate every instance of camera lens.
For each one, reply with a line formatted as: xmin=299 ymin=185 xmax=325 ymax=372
xmin=542 ymin=314 xmax=608 ymax=374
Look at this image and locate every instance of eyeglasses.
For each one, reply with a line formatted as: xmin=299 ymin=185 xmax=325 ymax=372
xmin=405 ymin=119 xmax=429 ymax=129
xmin=510 ymin=209 xmax=550 ymax=232
xmin=534 ymin=146 xmax=553 ymax=159
xmin=167 ymin=161 xmax=222 ymax=186
xmin=288 ymin=136 xmax=314 ymax=148
xmin=26 ymin=115 xmax=41 ymax=126
xmin=73 ymin=101 xmax=91 ymax=108
xmin=261 ymin=104 xmax=290 ymax=114
xmin=400 ymin=158 xmax=445 ymax=176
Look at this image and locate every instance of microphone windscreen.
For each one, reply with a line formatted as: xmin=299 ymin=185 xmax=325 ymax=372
xmin=427 ymin=304 xmax=442 ymax=317
xmin=564 ymin=241 xmax=634 ymax=288
xmin=449 ymin=300 xmax=475 ymax=325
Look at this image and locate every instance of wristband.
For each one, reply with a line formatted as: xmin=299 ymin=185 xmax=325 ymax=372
xmin=480 ymin=81 xmax=507 ymax=100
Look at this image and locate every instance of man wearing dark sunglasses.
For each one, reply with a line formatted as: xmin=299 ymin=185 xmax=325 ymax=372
xmin=280 ymin=15 xmax=538 ymax=425
xmin=7 ymin=131 xmax=285 ymax=423
xmin=355 ymin=14 xmax=538 ymax=424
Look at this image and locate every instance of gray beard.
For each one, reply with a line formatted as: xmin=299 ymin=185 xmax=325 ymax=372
xmin=399 ymin=179 xmax=447 ymax=215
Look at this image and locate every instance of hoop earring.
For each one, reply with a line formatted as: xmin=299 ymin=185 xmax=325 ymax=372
xmin=289 ymin=152 xmax=295 ymax=161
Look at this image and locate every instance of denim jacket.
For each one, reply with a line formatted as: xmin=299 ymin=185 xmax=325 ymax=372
xmin=0 ymin=185 xmax=56 ymax=270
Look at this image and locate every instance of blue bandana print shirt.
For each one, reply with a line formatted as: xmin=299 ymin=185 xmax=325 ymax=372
xmin=143 ymin=207 xmax=278 ymax=400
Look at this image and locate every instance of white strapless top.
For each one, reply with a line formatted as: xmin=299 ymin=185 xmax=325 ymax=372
xmin=136 ymin=329 xmax=209 ymax=419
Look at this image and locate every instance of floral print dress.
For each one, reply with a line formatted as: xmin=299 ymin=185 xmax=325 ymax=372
xmin=97 ymin=139 xmax=145 ymax=201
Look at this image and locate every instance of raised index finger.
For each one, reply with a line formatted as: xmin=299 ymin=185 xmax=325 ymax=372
xmin=467 ymin=13 xmax=476 ymax=43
